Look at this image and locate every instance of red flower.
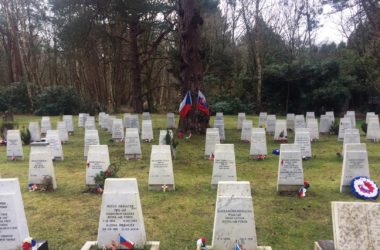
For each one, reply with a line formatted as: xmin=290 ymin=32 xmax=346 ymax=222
xmin=105 ymin=170 xmax=110 ymax=177
xmin=22 ymin=242 xmax=31 ymax=250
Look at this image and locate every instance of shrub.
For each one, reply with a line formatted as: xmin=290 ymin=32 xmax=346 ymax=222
xmin=0 ymin=122 xmax=17 ymax=139
xmin=329 ymin=120 xmax=339 ymax=135
xmin=34 ymin=86 xmax=81 ymax=115
xmin=211 ymin=98 xmax=254 ymax=115
xmin=0 ymin=82 xmax=35 ymax=113
xmin=20 ymin=127 xmax=31 ymax=145
xmin=361 ymin=122 xmax=367 ymax=134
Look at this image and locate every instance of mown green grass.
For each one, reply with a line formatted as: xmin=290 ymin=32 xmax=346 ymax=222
xmin=1 ymin=114 xmax=379 ymax=250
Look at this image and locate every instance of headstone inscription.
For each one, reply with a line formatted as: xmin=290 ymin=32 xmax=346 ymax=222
xmin=28 ymin=144 xmax=57 ymax=189
xmin=258 ymin=112 xmax=267 ymax=128
xmin=6 ymin=130 xmax=23 ymax=160
xmin=241 ymin=120 xmax=253 ymax=142
xmin=148 ymin=145 xmax=175 ymax=191
xmin=286 ymin=113 xmax=295 ymax=131
xmin=40 ymin=117 xmax=51 ymax=135
xmin=213 ymin=119 xmax=225 ymax=142
xmin=111 ymin=118 xmax=124 ymax=141
xmin=211 ymin=144 xmax=237 ymax=188
xmin=141 ymin=120 xmax=154 ymax=142
xmin=266 ymin=115 xmax=276 ymax=134
xmin=249 ymin=128 xmax=267 ymax=157
xmin=84 ymin=129 xmax=100 ymax=159
xmin=277 ymin=144 xmax=304 ymax=192
xmin=294 ymin=129 xmax=312 ymax=158
xmin=63 ymin=115 xmax=74 ymax=133
xmin=28 ymin=122 xmax=41 ymax=142
xmin=274 ymin=119 xmax=287 ymax=142
xmin=237 ymin=113 xmax=246 ymax=129
xmin=124 ymin=128 xmax=142 ymax=160
xmin=57 ymin=121 xmax=69 ymax=143
xmin=45 ymin=130 xmax=64 ymax=160
xmin=205 ymin=128 xmax=221 ymax=157
xmin=86 ymin=145 xmax=110 ymax=186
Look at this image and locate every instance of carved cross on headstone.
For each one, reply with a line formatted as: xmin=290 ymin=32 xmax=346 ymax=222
xmin=162 ymin=184 xmax=168 ymax=192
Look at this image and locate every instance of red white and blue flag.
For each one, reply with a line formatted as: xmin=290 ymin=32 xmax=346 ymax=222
xmin=179 ymin=91 xmax=192 ymax=118
xmin=235 ymin=240 xmax=242 ymax=250
xmin=197 ymin=90 xmax=209 ymax=115
xmin=119 ymin=235 xmax=134 ymax=249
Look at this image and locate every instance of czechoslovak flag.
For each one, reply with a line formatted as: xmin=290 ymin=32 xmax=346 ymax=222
xmin=179 ymin=91 xmax=192 ymax=118
xmin=197 ymin=90 xmax=209 ymax=115
xmin=119 ymin=235 xmax=135 ymax=249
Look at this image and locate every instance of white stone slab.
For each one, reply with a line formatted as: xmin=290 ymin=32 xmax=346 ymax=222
xmin=97 ymin=178 xmax=146 ymax=249
xmin=84 ymin=129 xmax=100 ymax=158
xmin=148 ymin=145 xmax=175 ymax=190
xmin=28 ymin=122 xmax=41 ymax=142
xmin=286 ymin=113 xmax=295 ymax=131
xmin=57 ymin=121 xmax=69 ymax=142
xmin=258 ymin=112 xmax=267 ymax=128
xmin=237 ymin=113 xmax=246 ymax=129
xmin=28 ymin=144 xmax=57 ymax=189
xmin=241 ymin=120 xmax=253 ymax=142
xmin=78 ymin=113 xmax=89 ymax=128
xmin=346 ymin=111 xmax=356 ymax=128
xmin=332 ymin=202 xmax=380 ymax=250
xmin=250 ymin=128 xmax=267 ymax=156
xmin=277 ymin=144 xmax=304 ymax=192
xmin=274 ymin=119 xmax=287 ymax=141
xmin=294 ymin=131 xmax=312 ymax=158
xmin=84 ymin=117 xmax=96 ymax=130
xmin=123 ymin=113 xmax=131 ymax=128
xmin=320 ymin=115 xmax=334 ymax=133
xmin=343 ymin=129 xmax=360 ymax=148
xmin=63 ymin=115 xmax=74 ymax=133
xmin=295 ymin=115 xmax=305 ymax=129
xmin=111 ymin=119 xmax=124 ymax=140
xmin=40 ymin=116 xmax=51 ymax=134
xmin=106 ymin=115 xmax=116 ymax=134
xmin=306 ymin=112 xmax=315 ymax=123
xmin=6 ymin=130 xmax=23 ymax=160
xmin=205 ymin=128 xmax=221 ymax=157
xmin=86 ymin=145 xmax=110 ymax=185
xmin=266 ymin=115 xmax=276 ymax=134
xmin=141 ymin=120 xmax=154 ymax=141
xmin=338 ymin=118 xmax=352 ymax=141
xmin=166 ymin=113 xmax=175 ymax=129
xmin=98 ymin=112 xmax=107 ymax=128
xmin=0 ymin=178 xmax=29 ymax=250
xmin=366 ymin=117 xmax=380 ymax=141
xmin=213 ymin=120 xmax=225 ymax=141
xmin=340 ymin=143 xmax=369 ymax=192
xmin=46 ymin=130 xmax=64 ymax=160
xmin=306 ymin=118 xmax=319 ymax=140
xmin=125 ymin=128 xmax=142 ymax=159
xmin=216 ymin=181 xmax=251 ymax=197
xmin=211 ymin=144 xmax=237 ymax=187
xmin=325 ymin=111 xmax=335 ymax=121
xmin=366 ymin=112 xmax=376 ymax=124
xmin=142 ymin=112 xmax=151 ymax=121
xmin=212 ymin=181 xmax=257 ymax=250
xmin=215 ymin=112 xmax=224 ymax=121
xmin=129 ymin=114 xmax=140 ymax=132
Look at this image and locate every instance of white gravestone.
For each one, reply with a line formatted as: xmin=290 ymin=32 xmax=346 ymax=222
xmin=250 ymin=128 xmax=267 ymax=156
xmin=325 ymin=111 xmax=335 ymax=121
xmin=111 ymin=119 xmax=124 ymax=141
xmin=266 ymin=115 xmax=276 ymax=134
xmin=366 ymin=112 xmax=375 ymax=124
xmin=6 ymin=130 xmax=23 ymax=160
xmin=215 ymin=112 xmax=224 ymax=121
xmin=343 ymin=129 xmax=360 ymax=154
xmin=84 ymin=129 xmax=100 ymax=159
xmin=366 ymin=117 xmax=380 ymax=141
xmin=306 ymin=118 xmax=319 ymax=140
xmin=86 ymin=145 xmax=110 ymax=186
xmin=241 ymin=120 xmax=253 ymax=142
xmin=211 ymin=144 xmax=237 ymax=188
xmin=332 ymin=202 xmax=380 ymax=250
xmin=294 ymin=115 xmax=305 ymax=129
xmin=205 ymin=128 xmax=221 ymax=157
xmin=148 ymin=145 xmax=175 ymax=190
xmin=274 ymin=120 xmax=287 ymax=141
xmin=340 ymin=143 xmax=370 ymax=193
xmin=320 ymin=115 xmax=334 ymax=133
xmin=123 ymin=113 xmax=131 ymax=128
xmin=46 ymin=130 xmax=64 ymax=160
xmin=237 ymin=113 xmax=246 ymax=129
xmin=277 ymin=144 xmax=304 ymax=192
xmin=63 ymin=115 xmax=74 ymax=133
xmin=98 ymin=112 xmax=107 ymax=128
xmin=40 ymin=116 xmax=51 ymax=134
xmin=338 ymin=117 xmax=352 ymax=141
xmin=142 ymin=112 xmax=151 ymax=121
xmin=106 ymin=115 xmax=116 ymax=134
xmin=258 ymin=112 xmax=267 ymax=128
xmin=84 ymin=117 xmax=96 ymax=131
xmin=346 ymin=111 xmax=356 ymax=128
xmin=97 ymin=178 xmax=146 ymax=249
xmin=0 ymin=178 xmax=29 ymax=250
xmin=213 ymin=119 xmax=225 ymax=141
xmin=305 ymin=112 xmax=315 ymax=123
xmin=212 ymin=181 xmax=258 ymax=250
xmin=28 ymin=144 xmax=57 ymax=189
xmin=125 ymin=128 xmax=142 ymax=160
xmin=78 ymin=113 xmax=89 ymax=128
xmin=57 ymin=121 xmax=69 ymax=142
xmin=28 ymin=122 xmax=41 ymax=142
xmin=141 ymin=120 xmax=154 ymax=142
xmin=158 ymin=130 xmax=173 ymax=145
xmin=166 ymin=113 xmax=175 ymax=129
xmin=286 ymin=113 xmax=295 ymax=131
xmin=129 ymin=114 xmax=140 ymax=132
xmin=294 ymin=129 xmax=312 ymax=158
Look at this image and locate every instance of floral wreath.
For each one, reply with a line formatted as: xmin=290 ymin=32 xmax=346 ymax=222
xmin=350 ymin=176 xmax=379 ymax=200
xmin=22 ymin=237 xmax=36 ymax=250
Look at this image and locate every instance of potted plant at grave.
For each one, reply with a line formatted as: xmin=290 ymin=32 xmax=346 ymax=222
xmin=20 ymin=126 xmax=31 ymax=145
xmin=165 ymin=129 xmax=178 ymax=159
xmin=94 ymin=163 xmax=119 ymax=192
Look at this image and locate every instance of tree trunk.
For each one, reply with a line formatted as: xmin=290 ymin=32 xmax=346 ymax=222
xmin=178 ymin=0 xmax=209 ymax=134
xmin=129 ymin=18 xmax=143 ymax=113
xmin=254 ymin=0 xmax=262 ymax=111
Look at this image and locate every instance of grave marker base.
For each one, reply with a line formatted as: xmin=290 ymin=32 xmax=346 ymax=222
xmin=81 ymin=241 xmax=160 ymax=250
xmin=148 ymin=184 xmax=175 ymax=191
xmin=7 ymin=156 xmax=23 ymax=160
xmin=314 ymin=240 xmax=334 ymax=250
xmin=125 ymin=154 xmax=142 ymax=160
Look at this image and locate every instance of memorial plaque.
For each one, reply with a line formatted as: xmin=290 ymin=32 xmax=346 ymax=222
xmin=338 ymin=118 xmax=352 ymax=141
xmin=320 ymin=115 xmax=334 ymax=133
xmin=28 ymin=144 xmax=57 ymax=189
xmin=258 ymin=112 xmax=267 ymax=128
xmin=28 ymin=122 xmax=41 ymax=142
xmin=63 ymin=115 xmax=74 ymax=133
xmin=266 ymin=115 xmax=276 ymax=134
xmin=148 ymin=145 xmax=175 ymax=190
xmin=40 ymin=117 xmax=51 ymax=134
xmin=0 ymin=178 xmax=29 ymax=250
xmin=84 ymin=129 xmax=100 ymax=158
xmin=86 ymin=145 xmax=110 ymax=185
xmin=6 ymin=130 xmax=23 ymax=160
xmin=237 ymin=113 xmax=246 ymax=129
xmin=124 ymin=128 xmax=142 ymax=160
xmin=295 ymin=115 xmax=305 ymax=129
xmin=306 ymin=118 xmax=319 ymax=140
xmin=340 ymin=143 xmax=369 ymax=193
xmin=332 ymin=202 xmax=380 ymax=250
xmin=211 ymin=144 xmax=237 ymax=188
xmin=274 ymin=119 xmax=287 ymax=141
xmin=205 ymin=128 xmax=221 ymax=157
xmin=141 ymin=120 xmax=153 ymax=142
xmin=277 ymin=144 xmax=304 ymax=192
xmin=111 ymin=119 xmax=124 ymax=141
xmin=46 ymin=130 xmax=64 ymax=160
xmin=97 ymin=178 xmax=146 ymax=249
xmin=57 ymin=121 xmax=69 ymax=142
xmin=213 ymin=119 xmax=225 ymax=141
xmin=241 ymin=120 xmax=253 ymax=142
xmin=166 ymin=113 xmax=175 ymax=129
xmin=250 ymin=128 xmax=267 ymax=156
xmin=286 ymin=113 xmax=295 ymax=131
xmin=212 ymin=181 xmax=257 ymax=250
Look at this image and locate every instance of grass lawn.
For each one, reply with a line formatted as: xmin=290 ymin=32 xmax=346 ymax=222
xmin=1 ymin=114 xmax=379 ymax=250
